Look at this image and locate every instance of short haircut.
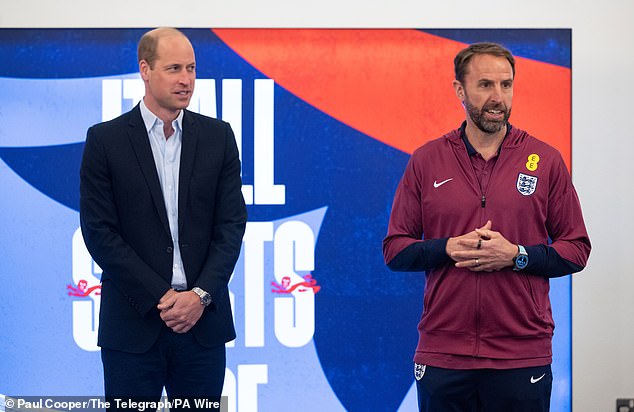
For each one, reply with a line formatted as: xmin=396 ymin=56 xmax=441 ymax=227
xmin=137 ymin=27 xmax=186 ymax=69
xmin=454 ymin=42 xmax=515 ymax=83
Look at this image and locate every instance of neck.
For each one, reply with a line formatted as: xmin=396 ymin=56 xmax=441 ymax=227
xmin=143 ymin=96 xmax=180 ymax=125
xmin=464 ymin=121 xmax=507 ymax=161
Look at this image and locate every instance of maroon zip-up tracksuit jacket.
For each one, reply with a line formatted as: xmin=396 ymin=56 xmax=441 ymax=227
xmin=383 ymin=124 xmax=591 ymax=368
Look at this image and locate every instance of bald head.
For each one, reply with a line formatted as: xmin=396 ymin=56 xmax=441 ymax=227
xmin=138 ymin=27 xmax=189 ymax=69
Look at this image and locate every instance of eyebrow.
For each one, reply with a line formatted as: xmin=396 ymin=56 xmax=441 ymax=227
xmin=477 ymin=76 xmax=513 ymax=83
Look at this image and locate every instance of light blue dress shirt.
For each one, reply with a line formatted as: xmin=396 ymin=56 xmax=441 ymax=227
xmin=139 ymin=100 xmax=187 ymax=290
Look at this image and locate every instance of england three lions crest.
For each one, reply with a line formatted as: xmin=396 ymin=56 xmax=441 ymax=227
xmin=517 ymin=173 xmax=538 ymax=196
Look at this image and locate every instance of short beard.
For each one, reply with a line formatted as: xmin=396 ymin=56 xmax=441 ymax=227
xmin=464 ymin=98 xmax=511 ymax=134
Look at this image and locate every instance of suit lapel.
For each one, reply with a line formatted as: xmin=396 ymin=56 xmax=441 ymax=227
xmin=127 ymin=105 xmax=171 ymax=235
xmin=178 ymin=110 xmax=199 ymax=234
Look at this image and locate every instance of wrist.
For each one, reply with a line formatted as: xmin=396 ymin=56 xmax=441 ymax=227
xmin=191 ymin=287 xmax=212 ymax=307
xmin=445 ymin=237 xmax=455 ymax=256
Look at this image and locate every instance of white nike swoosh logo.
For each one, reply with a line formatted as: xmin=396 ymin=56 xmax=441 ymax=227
xmin=530 ymin=373 xmax=546 ymax=384
xmin=433 ymin=178 xmax=453 ymax=188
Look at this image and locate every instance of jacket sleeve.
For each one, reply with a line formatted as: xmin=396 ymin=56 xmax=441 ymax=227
xmin=192 ymin=123 xmax=247 ymax=302
xmin=525 ymin=153 xmax=591 ymax=277
xmin=382 ymin=155 xmax=452 ymax=271
xmin=79 ymin=126 xmax=172 ymax=316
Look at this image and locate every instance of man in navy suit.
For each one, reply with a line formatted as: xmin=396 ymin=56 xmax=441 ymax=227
xmin=80 ymin=27 xmax=247 ymax=408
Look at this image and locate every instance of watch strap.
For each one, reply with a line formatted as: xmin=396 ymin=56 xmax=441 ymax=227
xmin=191 ymin=287 xmax=212 ymax=306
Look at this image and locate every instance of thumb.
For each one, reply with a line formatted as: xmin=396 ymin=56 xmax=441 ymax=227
xmin=475 ymin=220 xmax=493 ymax=239
xmin=157 ymin=295 xmax=177 ymax=310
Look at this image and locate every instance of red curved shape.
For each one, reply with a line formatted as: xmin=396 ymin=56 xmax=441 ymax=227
xmin=213 ymin=29 xmax=571 ymax=169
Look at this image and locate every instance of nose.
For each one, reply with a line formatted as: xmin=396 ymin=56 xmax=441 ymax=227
xmin=490 ymin=84 xmax=503 ymax=102
xmin=178 ymin=68 xmax=192 ymax=85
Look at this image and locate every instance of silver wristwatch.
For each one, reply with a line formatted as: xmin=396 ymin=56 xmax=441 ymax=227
xmin=191 ymin=287 xmax=212 ymax=307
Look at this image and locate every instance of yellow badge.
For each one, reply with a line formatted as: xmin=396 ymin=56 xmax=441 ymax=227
xmin=526 ymin=154 xmax=540 ymax=171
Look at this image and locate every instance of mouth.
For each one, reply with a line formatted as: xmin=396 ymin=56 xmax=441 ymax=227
xmin=483 ymin=107 xmax=506 ymax=120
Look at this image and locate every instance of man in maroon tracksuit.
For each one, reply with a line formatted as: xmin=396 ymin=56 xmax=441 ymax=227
xmin=383 ymin=43 xmax=591 ymax=411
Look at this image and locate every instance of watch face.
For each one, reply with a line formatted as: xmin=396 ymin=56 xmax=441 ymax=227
xmin=516 ymin=254 xmax=529 ymax=269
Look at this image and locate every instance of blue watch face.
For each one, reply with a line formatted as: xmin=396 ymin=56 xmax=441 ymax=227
xmin=516 ymin=254 xmax=529 ymax=268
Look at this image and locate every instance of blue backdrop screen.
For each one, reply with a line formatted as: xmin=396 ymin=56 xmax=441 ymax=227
xmin=0 ymin=28 xmax=572 ymax=412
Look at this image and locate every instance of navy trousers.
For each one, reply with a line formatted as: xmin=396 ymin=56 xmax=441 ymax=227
xmin=415 ymin=364 xmax=552 ymax=412
xmin=101 ymin=325 xmax=226 ymax=411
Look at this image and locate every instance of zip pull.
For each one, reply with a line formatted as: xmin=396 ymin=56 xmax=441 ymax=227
xmin=481 ymin=195 xmax=486 ymax=208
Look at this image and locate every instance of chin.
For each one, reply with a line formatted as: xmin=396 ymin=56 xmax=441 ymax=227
xmin=174 ymin=102 xmax=191 ymax=110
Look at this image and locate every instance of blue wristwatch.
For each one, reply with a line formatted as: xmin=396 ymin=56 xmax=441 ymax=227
xmin=513 ymin=245 xmax=528 ymax=271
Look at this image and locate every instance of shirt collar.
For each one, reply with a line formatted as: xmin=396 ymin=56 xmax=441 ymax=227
xmin=139 ymin=99 xmax=184 ymax=134
xmin=460 ymin=121 xmax=512 ymax=156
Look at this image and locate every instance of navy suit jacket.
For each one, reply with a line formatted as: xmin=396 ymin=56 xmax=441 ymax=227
xmin=80 ymin=105 xmax=247 ymax=353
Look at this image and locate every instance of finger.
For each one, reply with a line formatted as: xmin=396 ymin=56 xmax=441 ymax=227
xmin=170 ymin=318 xmax=194 ymax=333
xmin=163 ymin=317 xmax=178 ymax=328
xmin=159 ymin=289 xmax=177 ymax=304
xmin=166 ymin=316 xmax=189 ymax=329
xmin=451 ymin=249 xmax=485 ymax=262
xmin=454 ymin=257 xmax=480 ymax=268
xmin=476 ymin=221 xmax=493 ymax=239
xmin=160 ymin=310 xmax=176 ymax=322
xmin=455 ymin=238 xmax=479 ymax=248
xmin=174 ymin=324 xmax=192 ymax=334
xmin=459 ymin=238 xmax=483 ymax=249
xmin=157 ymin=295 xmax=177 ymax=310
xmin=451 ymin=251 xmax=474 ymax=261
xmin=157 ymin=301 xmax=174 ymax=311
xmin=475 ymin=227 xmax=493 ymax=240
xmin=464 ymin=258 xmax=486 ymax=272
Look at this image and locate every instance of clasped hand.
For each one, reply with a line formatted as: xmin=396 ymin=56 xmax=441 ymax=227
xmin=446 ymin=220 xmax=518 ymax=272
xmin=157 ymin=289 xmax=204 ymax=333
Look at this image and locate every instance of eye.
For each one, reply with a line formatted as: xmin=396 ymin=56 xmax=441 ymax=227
xmin=502 ymin=81 xmax=513 ymax=89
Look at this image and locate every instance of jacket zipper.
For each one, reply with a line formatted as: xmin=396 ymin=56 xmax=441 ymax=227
xmin=474 ymin=275 xmax=481 ymax=357
xmin=459 ymin=144 xmax=505 ymax=357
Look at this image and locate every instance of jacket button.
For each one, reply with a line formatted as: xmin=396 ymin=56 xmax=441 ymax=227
xmin=166 ymin=246 xmax=173 ymax=253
